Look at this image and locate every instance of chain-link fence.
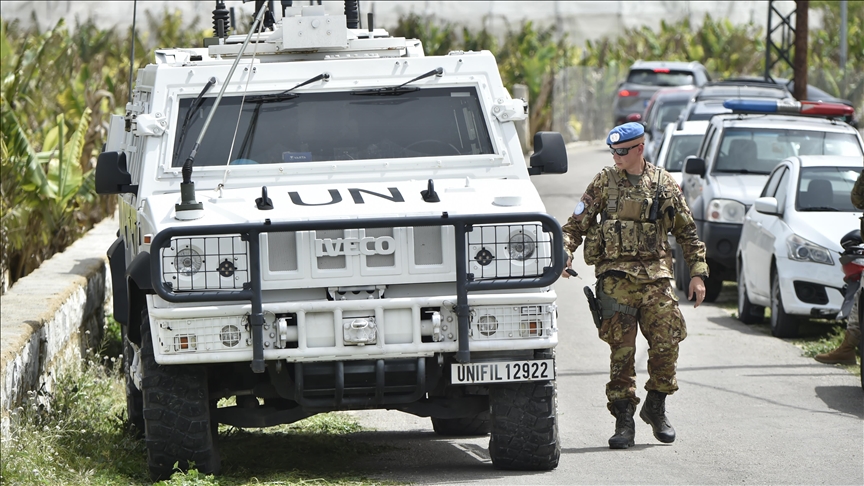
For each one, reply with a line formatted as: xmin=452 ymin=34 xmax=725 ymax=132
xmin=551 ymin=65 xmax=625 ymax=144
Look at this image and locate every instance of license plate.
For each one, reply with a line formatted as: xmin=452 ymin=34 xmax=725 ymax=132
xmin=451 ymin=359 xmax=554 ymax=384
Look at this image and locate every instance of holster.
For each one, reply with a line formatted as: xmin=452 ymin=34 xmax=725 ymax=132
xmin=583 ymin=286 xmax=603 ymax=329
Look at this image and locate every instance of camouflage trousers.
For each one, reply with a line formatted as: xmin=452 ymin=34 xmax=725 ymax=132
xmin=598 ymin=274 xmax=686 ymax=414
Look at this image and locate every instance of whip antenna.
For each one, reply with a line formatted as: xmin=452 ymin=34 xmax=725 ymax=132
xmin=128 ymin=0 xmax=137 ymax=103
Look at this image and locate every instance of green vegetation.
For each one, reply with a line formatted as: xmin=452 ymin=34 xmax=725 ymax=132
xmin=0 ymin=342 xmax=396 ymax=485
xmin=794 ymin=325 xmax=862 ymax=376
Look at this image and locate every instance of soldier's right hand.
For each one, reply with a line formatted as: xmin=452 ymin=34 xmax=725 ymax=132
xmin=562 ymin=256 xmax=573 ymax=278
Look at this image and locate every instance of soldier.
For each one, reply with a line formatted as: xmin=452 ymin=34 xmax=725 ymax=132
xmin=561 ymin=122 xmax=708 ymax=449
xmin=814 ymin=167 xmax=864 ymax=365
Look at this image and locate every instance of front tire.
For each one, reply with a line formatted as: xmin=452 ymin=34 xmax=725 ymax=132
xmin=737 ymin=260 xmax=764 ymax=324
xmin=770 ymin=271 xmax=798 ymax=338
xmin=140 ymin=308 xmax=220 ymax=481
xmin=488 ymin=379 xmax=559 ymax=470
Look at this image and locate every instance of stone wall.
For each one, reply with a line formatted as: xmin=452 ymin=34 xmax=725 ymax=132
xmin=0 ymin=216 xmax=118 ymax=434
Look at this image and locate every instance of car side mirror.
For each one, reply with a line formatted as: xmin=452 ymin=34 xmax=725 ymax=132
xmin=754 ymin=196 xmax=780 ymax=215
xmin=95 ymin=151 xmax=138 ymax=194
xmin=528 ymin=132 xmax=568 ymax=175
xmin=684 ymin=156 xmax=706 ymax=177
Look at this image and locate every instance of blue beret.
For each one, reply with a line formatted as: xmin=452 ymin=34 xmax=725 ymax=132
xmin=606 ymin=122 xmax=645 ymax=145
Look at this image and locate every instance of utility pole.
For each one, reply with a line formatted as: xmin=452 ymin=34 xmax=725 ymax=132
xmin=840 ymin=0 xmax=848 ymax=97
xmin=792 ymin=0 xmax=808 ymax=101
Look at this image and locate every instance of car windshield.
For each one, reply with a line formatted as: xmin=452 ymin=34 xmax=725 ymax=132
xmin=697 ymin=86 xmax=788 ymax=100
xmin=626 ymin=69 xmax=695 ymax=87
xmin=715 ymin=128 xmax=863 ymax=174
xmin=662 ymin=134 xmax=703 ymax=171
xmin=686 ymin=102 xmax=729 ymax=121
xmin=796 ymin=166 xmax=859 ymax=211
xmin=171 ymin=87 xmax=494 ymax=167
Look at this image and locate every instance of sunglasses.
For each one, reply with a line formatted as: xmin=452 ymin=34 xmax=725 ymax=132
xmin=609 ymin=143 xmax=643 ymax=156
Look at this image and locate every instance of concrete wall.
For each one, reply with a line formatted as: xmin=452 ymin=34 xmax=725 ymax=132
xmin=0 ymin=215 xmax=118 ymax=434
xmin=2 ymin=1 xmax=804 ymax=49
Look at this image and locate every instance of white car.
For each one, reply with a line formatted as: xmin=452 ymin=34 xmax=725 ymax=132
xmin=654 ymin=120 xmax=709 ymax=187
xmin=737 ymin=155 xmax=863 ymax=338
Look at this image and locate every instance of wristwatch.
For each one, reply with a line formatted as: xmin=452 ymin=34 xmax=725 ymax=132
xmin=694 ymin=274 xmax=708 ymax=280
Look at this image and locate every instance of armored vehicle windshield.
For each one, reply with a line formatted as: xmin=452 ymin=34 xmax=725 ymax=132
xmin=171 ymin=86 xmax=495 ymax=166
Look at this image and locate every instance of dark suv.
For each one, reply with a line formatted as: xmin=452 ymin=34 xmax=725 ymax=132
xmin=612 ymin=60 xmax=711 ymax=126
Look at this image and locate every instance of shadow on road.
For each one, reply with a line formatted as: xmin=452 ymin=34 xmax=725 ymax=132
xmin=814 ymin=385 xmax=864 ymax=418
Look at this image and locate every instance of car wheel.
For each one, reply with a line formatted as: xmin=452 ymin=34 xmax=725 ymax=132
xmin=858 ymin=292 xmax=863 ymax=391
xmin=770 ymin=271 xmax=798 ymax=338
xmin=737 ymin=260 xmax=764 ymax=324
xmin=488 ymin=349 xmax=559 ymax=471
xmin=140 ymin=307 xmax=221 ymax=481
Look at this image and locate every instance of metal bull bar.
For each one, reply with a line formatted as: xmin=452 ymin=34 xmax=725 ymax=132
xmin=149 ymin=212 xmax=565 ymax=373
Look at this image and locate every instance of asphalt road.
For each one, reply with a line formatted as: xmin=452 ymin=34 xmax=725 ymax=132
xmin=346 ymin=142 xmax=863 ymax=485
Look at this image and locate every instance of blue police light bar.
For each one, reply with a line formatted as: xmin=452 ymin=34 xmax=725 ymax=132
xmin=722 ymin=99 xmax=802 ymax=113
xmin=723 ymin=99 xmax=853 ymax=117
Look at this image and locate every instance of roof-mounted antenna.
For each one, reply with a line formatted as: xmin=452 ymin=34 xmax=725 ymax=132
xmin=213 ymin=1 xmax=230 ymax=40
xmin=345 ymin=0 xmax=360 ymax=29
xmin=127 ymin=0 xmax=138 ymax=104
xmin=175 ymin=1 xmax=270 ymax=221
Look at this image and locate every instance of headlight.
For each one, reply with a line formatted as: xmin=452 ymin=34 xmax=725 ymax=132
xmin=787 ymin=234 xmax=833 ymax=265
xmin=508 ymin=231 xmax=536 ymax=261
xmin=707 ymin=199 xmax=746 ymax=224
xmin=175 ymin=248 xmax=203 ymax=275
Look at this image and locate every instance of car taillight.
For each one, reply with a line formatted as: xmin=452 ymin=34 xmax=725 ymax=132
xmin=619 ymin=90 xmax=639 ymax=97
xmin=842 ymin=261 xmax=864 ymax=282
xmin=653 ymin=68 xmax=670 ymax=73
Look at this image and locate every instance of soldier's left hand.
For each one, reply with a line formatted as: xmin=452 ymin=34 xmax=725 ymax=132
xmin=689 ymin=276 xmax=706 ymax=307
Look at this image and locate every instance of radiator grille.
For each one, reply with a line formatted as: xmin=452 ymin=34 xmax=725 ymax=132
xmin=413 ymin=226 xmax=443 ymax=265
xmin=316 ymin=229 xmax=346 ymax=269
xmin=268 ymin=232 xmax=298 ymax=271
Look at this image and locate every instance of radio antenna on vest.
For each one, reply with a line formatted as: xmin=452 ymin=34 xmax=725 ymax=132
xmin=128 ymin=0 xmax=138 ymax=103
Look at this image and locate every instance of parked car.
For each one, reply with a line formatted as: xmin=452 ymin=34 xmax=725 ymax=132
xmin=677 ymin=99 xmax=864 ymax=302
xmin=642 ymin=87 xmax=697 ymax=162
xmin=737 ymin=155 xmax=863 ymax=338
xmin=612 ymin=60 xmax=711 ymax=126
xmin=655 ymin=120 xmax=709 ymax=188
xmin=678 ymin=84 xmax=795 ymax=122
xmin=724 ymin=76 xmax=858 ymax=127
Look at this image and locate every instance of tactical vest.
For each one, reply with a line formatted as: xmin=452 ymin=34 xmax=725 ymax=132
xmin=584 ymin=167 xmax=667 ymax=265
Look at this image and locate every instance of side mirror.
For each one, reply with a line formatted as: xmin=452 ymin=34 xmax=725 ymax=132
xmin=754 ymin=196 xmax=780 ymax=215
xmin=95 ymin=151 xmax=138 ymax=194
xmin=528 ymin=132 xmax=568 ymax=175
xmin=626 ymin=113 xmax=642 ymax=122
xmin=683 ymin=156 xmax=706 ymax=177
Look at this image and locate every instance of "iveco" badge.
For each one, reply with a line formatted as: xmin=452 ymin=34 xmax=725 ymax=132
xmin=315 ymin=236 xmax=396 ymax=257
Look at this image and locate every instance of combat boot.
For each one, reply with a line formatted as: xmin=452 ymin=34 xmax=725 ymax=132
xmin=608 ymin=400 xmax=635 ymax=449
xmin=640 ymin=390 xmax=676 ymax=443
xmin=814 ymin=329 xmax=861 ymax=365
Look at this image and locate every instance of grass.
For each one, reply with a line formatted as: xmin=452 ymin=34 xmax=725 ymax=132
xmin=0 ymin=326 xmax=400 ymax=485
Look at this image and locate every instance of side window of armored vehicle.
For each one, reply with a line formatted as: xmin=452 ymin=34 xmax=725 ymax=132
xmin=171 ymin=87 xmax=494 ymax=167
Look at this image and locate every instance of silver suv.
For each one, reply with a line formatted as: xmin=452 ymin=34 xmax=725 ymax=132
xmin=612 ymin=60 xmax=711 ymax=126
xmin=676 ymin=101 xmax=864 ymax=302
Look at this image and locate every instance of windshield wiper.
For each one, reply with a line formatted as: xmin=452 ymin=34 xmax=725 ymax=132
xmin=246 ymin=72 xmax=330 ymax=103
xmin=714 ymin=169 xmax=771 ymax=174
xmin=173 ymin=76 xmax=216 ymax=164
xmin=353 ymin=67 xmax=443 ymax=96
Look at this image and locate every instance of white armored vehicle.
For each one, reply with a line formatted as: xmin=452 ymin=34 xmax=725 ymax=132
xmin=96 ymin=1 xmax=568 ymax=479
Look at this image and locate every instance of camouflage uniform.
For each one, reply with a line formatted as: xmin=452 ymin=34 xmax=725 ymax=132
xmin=563 ymin=160 xmax=708 ymax=413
